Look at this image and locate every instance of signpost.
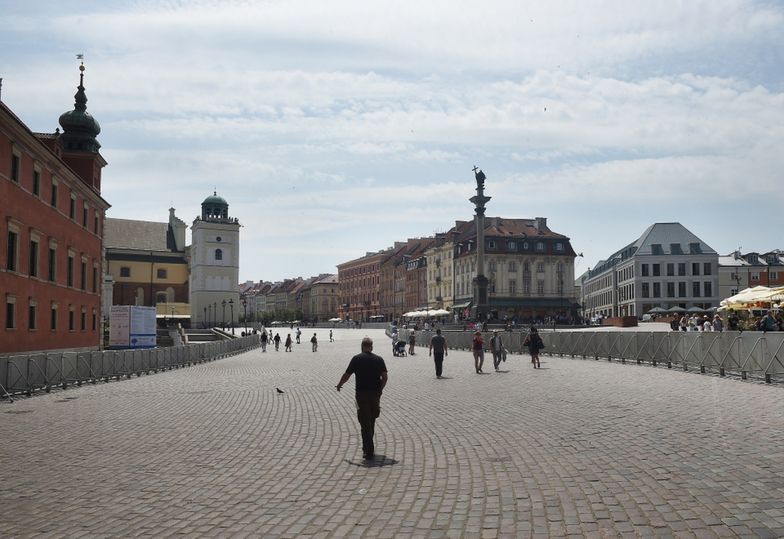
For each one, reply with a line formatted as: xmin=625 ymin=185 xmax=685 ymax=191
xmin=109 ymin=306 xmax=157 ymax=349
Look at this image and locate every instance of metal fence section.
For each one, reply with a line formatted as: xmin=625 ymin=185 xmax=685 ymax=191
xmin=0 ymin=335 xmax=261 ymax=401
xmin=405 ymin=329 xmax=784 ymax=383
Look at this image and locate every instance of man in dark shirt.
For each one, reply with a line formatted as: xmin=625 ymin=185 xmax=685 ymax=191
xmin=336 ymin=337 xmax=388 ymax=460
xmin=429 ymin=328 xmax=448 ymax=378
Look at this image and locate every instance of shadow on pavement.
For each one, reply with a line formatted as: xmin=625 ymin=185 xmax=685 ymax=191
xmin=345 ymin=455 xmax=399 ymax=468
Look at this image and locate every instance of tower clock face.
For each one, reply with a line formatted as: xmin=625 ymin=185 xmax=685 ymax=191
xmin=216 ymin=236 xmax=222 ymax=242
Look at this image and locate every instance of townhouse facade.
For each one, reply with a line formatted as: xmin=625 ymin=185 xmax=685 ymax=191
xmin=718 ymin=250 xmax=784 ymax=299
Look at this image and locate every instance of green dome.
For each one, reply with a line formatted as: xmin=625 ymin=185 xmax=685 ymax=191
xmin=202 ymin=194 xmax=228 ymax=206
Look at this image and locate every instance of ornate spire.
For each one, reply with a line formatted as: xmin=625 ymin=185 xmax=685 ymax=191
xmin=59 ymin=62 xmax=101 ymax=152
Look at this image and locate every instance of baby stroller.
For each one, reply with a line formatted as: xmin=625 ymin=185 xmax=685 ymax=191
xmin=393 ymin=339 xmax=407 ymax=357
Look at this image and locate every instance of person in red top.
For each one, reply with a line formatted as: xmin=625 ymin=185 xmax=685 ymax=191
xmin=472 ymin=331 xmax=485 ymax=373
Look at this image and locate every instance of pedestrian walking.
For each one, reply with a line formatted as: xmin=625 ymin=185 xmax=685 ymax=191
xmin=336 ymin=337 xmax=388 ymax=460
xmin=408 ymin=330 xmax=416 ymax=355
xmin=429 ymin=328 xmax=448 ymax=378
xmin=311 ymin=332 xmax=318 ymax=352
xmin=296 ymin=327 xmax=301 ymax=344
xmin=285 ymin=333 xmax=293 ymax=352
xmin=523 ymin=327 xmax=543 ymax=368
xmin=274 ymin=332 xmax=281 ymax=351
xmin=329 ymin=329 xmax=334 ymax=342
xmin=260 ymin=330 xmax=268 ymax=352
xmin=712 ymin=314 xmax=724 ymax=332
xmin=490 ymin=330 xmax=504 ymax=372
xmin=472 ymin=331 xmax=485 ymax=373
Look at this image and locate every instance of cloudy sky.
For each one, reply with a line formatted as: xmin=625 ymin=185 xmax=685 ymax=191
xmin=3 ymin=0 xmax=783 ymax=282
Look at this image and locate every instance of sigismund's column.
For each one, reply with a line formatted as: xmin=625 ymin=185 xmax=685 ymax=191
xmin=470 ymin=167 xmax=491 ymax=321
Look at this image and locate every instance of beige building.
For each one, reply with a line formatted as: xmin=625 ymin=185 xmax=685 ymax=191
xmin=425 ymin=233 xmax=454 ymax=311
xmin=308 ymin=274 xmax=339 ymax=321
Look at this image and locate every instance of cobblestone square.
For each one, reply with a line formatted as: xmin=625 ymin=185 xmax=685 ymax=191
xmin=2 ymin=328 xmax=783 ymax=538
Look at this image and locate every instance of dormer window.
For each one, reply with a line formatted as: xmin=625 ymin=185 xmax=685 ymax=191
xmin=487 ymin=240 xmax=496 ymax=250
xmin=536 ymin=242 xmax=544 ymax=251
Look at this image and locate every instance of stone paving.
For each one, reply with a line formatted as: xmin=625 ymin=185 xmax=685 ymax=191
xmin=2 ymin=328 xmax=784 ymax=538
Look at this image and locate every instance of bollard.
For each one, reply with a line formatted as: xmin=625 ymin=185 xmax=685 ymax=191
xmin=667 ymin=361 xmax=672 ymax=369
xmin=741 ymin=371 xmax=747 ymax=380
xmin=765 ymin=374 xmax=771 ymax=384
xmin=700 ymin=366 xmax=705 ymax=373
xmin=719 ymin=367 xmax=725 ymax=377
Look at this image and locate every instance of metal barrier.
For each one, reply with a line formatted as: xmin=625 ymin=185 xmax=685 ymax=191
xmin=0 ymin=335 xmax=261 ymax=401
xmin=403 ymin=329 xmax=784 ymax=384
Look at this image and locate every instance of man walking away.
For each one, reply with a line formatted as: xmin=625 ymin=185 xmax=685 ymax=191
xmin=336 ymin=337 xmax=388 ymax=460
xmin=429 ymin=328 xmax=448 ymax=378
xmin=260 ymin=331 xmax=268 ymax=352
xmin=311 ymin=332 xmax=318 ymax=352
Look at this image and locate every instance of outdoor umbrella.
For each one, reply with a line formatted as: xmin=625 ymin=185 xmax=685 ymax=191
xmin=667 ymin=306 xmax=686 ymax=313
xmin=687 ymin=306 xmax=705 ymax=313
xmin=647 ymin=307 xmax=668 ymax=314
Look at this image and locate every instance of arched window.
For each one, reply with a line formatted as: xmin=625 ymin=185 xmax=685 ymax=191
xmin=215 ymin=248 xmax=223 ymax=261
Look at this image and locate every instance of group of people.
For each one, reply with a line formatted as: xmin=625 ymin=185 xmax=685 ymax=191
xmin=469 ymin=328 xmax=544 ymax=372
xmin=672 ymin=311 xmax=784 ymax=332
xmin=334 ymin=327 xmax=548 ymax=462
xmin=259 ymin=328 xmax=327 ymax=352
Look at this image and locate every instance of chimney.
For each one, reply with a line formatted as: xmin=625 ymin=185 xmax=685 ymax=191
xmin=534 ymin=217 xmax=547 ymax=231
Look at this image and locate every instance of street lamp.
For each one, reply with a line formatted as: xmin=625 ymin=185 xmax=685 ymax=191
xmin=229 ymin=299 xmax=234 ymax=335
xmin=242 ymin=297 xmax=247 ymax=327
xmin=221 ymin=299 xmax=227 ymax=329
xmin=207 ymin=305 xmax=211 ymax=328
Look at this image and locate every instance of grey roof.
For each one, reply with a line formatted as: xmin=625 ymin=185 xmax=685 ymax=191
xmin=631 ymin=223 xmax=717 ymax=256
xmin=104 ymin=218 xmax=169 ymax=251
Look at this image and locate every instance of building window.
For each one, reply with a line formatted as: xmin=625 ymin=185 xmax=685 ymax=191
xmin=29 ymin=239 xmax=39 ymax=277
xmin=487 ymin=240 xmax=496 ymax=250
xmin=92 ymin=311 xmax=97 ymax=331
xmin=7 ymin=229 xmax=19 ymax=271
xmin=689 ymin=242 xmax=702 ymax=254
xmin=11 ymin=152 xmax=22 ymax=183
xmin=678 ymin=263 xmax=686 ymax=276
xmin=522 ymin=242 xmax=529 ymax=250
xmin=94 ymin=215 xmax=99 ymax=234
xmin=537 ymin=262 xmax=545 ymax=273
xmin=653 ymin=282 xmax=661 ymax=298
xmin=667 ymin=282 xmax=675 ymax=297
xmin=692 ymin=282 xmax=701 ymax=297
xmin=69 ymin=195 xmax=76 ymax=219
xmin=120 ymin=266 xmax=131 ymax=278
xmin=678 ymin=282 xmax=686 ymax=297
xmin=92 ymin=266 xmax=98 ymax=293
xmin=704 ymin=282 xmax=712 ymax=297
xmin=641 ymin=264 xmax=649 ymax=277
xmin=83 ymin=206 xmax=88 ymax=227
xmin=771 ymin=272 xmax=779 ymax=280
xmin=28 ymin=302 xmax=37 ymax=330
xmin=751 ymin=272 xmax=759 ymax=281
xmin=536 ymin=242 xmax=544 ymax=251
xmin=33 ymin=169 xmax=40 ymax=196
xmin=652 ymin=264 xmax=661 ymax=277
xmin=157 ymin=268 xmax=167 ymax=279
xmin=156 ymin=292 xmax=167 ymax=304
xmin=509 ymin=261 xmax=516 ymax=272
xmin=80 ymin=260 xmax=87 ymax=290
xmin=508 ymin=241 xmax=517 ymax=251
xmin=651 ymin=244 xmax=663 ymax=255
xmin=555 ymin=243 xmax=563 ymax=251
xmin=642 ymin=283 xmax=650 ymax=298
xmin=48 ymin=247 xmax=57 ymax=282
xmin=51 ymin=181 xmax=58 ymax=208
xmin=5 ymin=297 xmax=16 ymax=329
xmin=80 ymin=309 xmax=86 ymax=331
xmin=215 ymin=248 xmax=223 ymax=261
xmin=67 ymin=254 xmax=74 ymax=287
xmin=537 ymin=280 xmax=544 ymax=295
xmin=523 ymin=278 xmax=531 ymax=295
xmin=703 ymin=263 xmax=712 ymax=276
xmin=666 ymin=263 xmax=674 ymax=277
xmin=692 ymin=263 xmax=700 ymax=276
xmin=488 ymin=261 xmax=496 ymax=272
xmin=68 ymin=307 xmax=75 ymax=331
xmin=509 ymin=280 xmax=516 ymax=294
xmin=50 ymin=304 xmax=58 ymax=330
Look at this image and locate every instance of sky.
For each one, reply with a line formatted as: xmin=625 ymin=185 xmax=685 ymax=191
xmin=2 ymin=0 xmax=783 ymax=283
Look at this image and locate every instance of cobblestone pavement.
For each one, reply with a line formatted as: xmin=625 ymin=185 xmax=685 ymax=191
xmin=2 ymin=328 xmax=784 ymax=538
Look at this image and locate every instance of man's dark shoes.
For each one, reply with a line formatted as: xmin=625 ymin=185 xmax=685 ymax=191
xmin=363 ymin=453 xmax=374 ymax=460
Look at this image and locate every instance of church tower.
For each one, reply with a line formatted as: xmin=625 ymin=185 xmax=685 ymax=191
xmin=190 ymin=192 xmax=240 ymax=328
xmin=58 ymin=62 xmax=106 ymax=192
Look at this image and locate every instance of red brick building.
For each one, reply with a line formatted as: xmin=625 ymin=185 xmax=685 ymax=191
xmin=337 ymin=250 xmax=386 ymax=322
xmin=1 ymin=64 xmax=110 ymax=354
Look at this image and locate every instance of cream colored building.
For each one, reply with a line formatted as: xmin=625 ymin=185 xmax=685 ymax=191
xmin=425 ymin=233 xmax=454 ymax=311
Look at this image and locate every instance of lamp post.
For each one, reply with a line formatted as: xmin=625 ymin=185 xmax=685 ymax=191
xmin=207 ymin=305 xmax=211 ymax=328
xmin=221 ymin=299 xmax=227 ymax=330
xmin=213 ymin=302 xmax=217 ymax=329
xmin=470 ymin=166 xmax=491 ymax=322
xmin=242 ymin=297 xmax=248 ymax=327
xmin=229 ymin=299 xmax=235 ymax=335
